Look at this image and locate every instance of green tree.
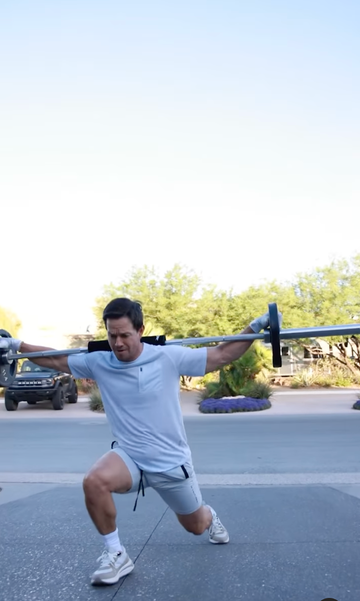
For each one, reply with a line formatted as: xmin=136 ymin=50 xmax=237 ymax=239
xmin=288 ymin=255 xmax=360 ymax=374
xmin=93 ymin=265 xmax=165 ymax=339
xmin=227 ymin=281 xmax=303 ymax=332
xmin=0 ymin=307 xmax=22 ymax=337
xmin=290 ymin=255 xmax=360 ymax=327
xmin=91 ymin=255 xmax=360 ymax=379
xmin=185 ymin=287 xmax=233 ymax=339
xmin=93 ymin=264 xmax=207 ymax=340
xmin=155 ymin=264 xmax=202 ymax=339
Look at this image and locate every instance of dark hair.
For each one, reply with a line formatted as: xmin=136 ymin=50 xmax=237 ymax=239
xmin=102 ymin=298 xmax=144 ymax=331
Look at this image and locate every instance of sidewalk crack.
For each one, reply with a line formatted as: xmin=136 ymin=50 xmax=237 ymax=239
xmin=111 ymin=506 xmax=169 ymax=599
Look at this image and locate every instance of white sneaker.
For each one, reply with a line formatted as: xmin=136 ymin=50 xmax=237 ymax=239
xmin=208 ymin=506 xmax=230 ymax=544
xmin=91 ymin=547 xmax=134 ymax=586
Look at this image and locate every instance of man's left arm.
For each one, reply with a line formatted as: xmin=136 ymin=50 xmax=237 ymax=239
xmin=205 ymin=311 xmax=279 ymax=374
xmin=205 ymin=326 xmax=256 ymax=373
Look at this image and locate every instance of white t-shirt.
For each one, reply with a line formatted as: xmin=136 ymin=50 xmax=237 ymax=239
xmin=68 ymin=343 xmax=207 ymax=472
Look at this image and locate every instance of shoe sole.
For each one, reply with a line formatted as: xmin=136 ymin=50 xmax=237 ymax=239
xmin=209 ymin=536 xmax=230 ymax=544
xmin=91 ymin=561 xmax=134 ymax=586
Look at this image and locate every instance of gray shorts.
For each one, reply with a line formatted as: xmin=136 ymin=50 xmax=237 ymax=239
xmin=111 ymin=446 xmax=203 ymax=515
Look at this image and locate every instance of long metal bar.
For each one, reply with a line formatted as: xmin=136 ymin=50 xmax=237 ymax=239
xmin=4 ymin=322 xmax=360 ymax=363
xmin=6 ymin=334 xmax=265 ymax=361
xmin=165 ymin=333 xmax=265 ymax=345
xmin=163 ymin=324 xmax=360 ymax=346
xmin=275 ymin=324 xmax=360 ymax=340
xmin=6 ymin=347 xmax=89 ymax=361
xmin=167 ymin=323 xmax=360 ymax=346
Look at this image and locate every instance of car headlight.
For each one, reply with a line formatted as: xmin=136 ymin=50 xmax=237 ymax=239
xmin=42 ymin=378 xmax=55 ymax=386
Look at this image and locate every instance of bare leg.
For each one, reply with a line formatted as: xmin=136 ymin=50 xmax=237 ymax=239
xmin=83 ymin=451 xmax=133 ymax=535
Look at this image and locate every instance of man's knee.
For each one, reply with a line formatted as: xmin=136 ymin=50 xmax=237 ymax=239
xmin=83 ymin=466 xmax=132 ymax=497
xmin=185 ymin=521 xmax=207 ymax=536
xmin=177 ymin=507 xmax=210 ymax=535
xmin=83 ymin=452 xmax=133 ymax=498
xmin=83 ymin=470 xmax=107 ymax=497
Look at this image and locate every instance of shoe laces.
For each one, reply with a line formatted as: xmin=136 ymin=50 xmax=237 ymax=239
xmin=97 ymin=549 xmax=120 ymax=568
xmin=210 ymin=514 xmax=224 ymax=534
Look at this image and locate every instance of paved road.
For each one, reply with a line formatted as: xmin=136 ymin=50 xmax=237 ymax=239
xmin=1 ymin=412 xmax=360 ymax=479
xmin=1 ymin=387 xmax=359 ymax=416
xmin=1 ymin=392 xmax=360 ymax=600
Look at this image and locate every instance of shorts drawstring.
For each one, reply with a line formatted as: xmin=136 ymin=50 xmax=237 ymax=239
xmin=133 ymin=470 xmax=145 ymax=512
xmin=181 ymin=465 xmax=189 ymax=479
xmin=132 ymin=466 xmax=188 ymax=511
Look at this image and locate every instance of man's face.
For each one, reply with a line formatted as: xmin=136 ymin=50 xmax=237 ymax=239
xmin=106 ymin=317 xmax=144 ymax=362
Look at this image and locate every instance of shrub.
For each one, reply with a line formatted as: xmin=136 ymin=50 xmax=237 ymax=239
xmin=334 ymin=374 xmax=354 ymax=387
xmin=199 ymin=380 xmax=227 ymax=400
xmin=219 ymin=343 xmax=273 ymax=395
xmin=196 ymin=371 xmax=220 ymax=389
xmin=76 ymin=378 xmax=95 ymax=394
xmin=306 ymin=373 xmax=332 ymax=387
xmin=290 ymin=358 xmax=360 ymax=389
xmin=240 ymin=380 xmax=273 ymax=400
xmin=199 ymin=396 xmax=271 ymax=414
xmin=290 ymin=369 xmax=315 ymax=388
xmin=199 ymin=343 xmax=273 ymax=400
xmin=89 ymin=385 xmax=104 ymax=412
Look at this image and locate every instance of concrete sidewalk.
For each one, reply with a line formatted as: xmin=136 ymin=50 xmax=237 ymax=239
xmin=0 ymin=482 xmax=359 ymax=601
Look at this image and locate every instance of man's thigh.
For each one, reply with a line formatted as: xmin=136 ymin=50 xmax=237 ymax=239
xmin=84 ymin=449 xmax=135 ymax=494
xmin=110 ymin=447 xmax=143 ymax=494
xmin=146 ymin=462 xmax=203 ymax=515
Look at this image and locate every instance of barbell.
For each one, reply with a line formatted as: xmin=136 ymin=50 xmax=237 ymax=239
xmin=1 ymin=303 xmax=360 ymax=388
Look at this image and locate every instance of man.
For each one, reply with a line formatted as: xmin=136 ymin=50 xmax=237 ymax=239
xmin=1 ymin=298 xmax=277 ymax=586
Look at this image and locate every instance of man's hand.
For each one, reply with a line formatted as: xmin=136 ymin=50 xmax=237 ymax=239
xmin=250 ymin=310 xmax=283 ymax=334
xmin=0 ymin=337 xmax=22 ymax=352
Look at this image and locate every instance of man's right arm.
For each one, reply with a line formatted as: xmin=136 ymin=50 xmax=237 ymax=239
xmin=18 ymin=343 xmax=71 ymax=374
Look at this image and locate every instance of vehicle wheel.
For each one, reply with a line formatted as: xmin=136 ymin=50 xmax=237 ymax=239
xmin=4 ymin=392 xmax=19 ymax=411
xmin=68 ymin=382 xmax=78 ymax=404
xmin=52 ymin=387 xmax=65 ymax=410
xmin=27 ymin=400 xmax=37 ymax=405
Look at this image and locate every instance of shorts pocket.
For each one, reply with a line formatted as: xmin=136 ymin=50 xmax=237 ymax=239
xmin=162 ymin=463 xmax=193 ymax=482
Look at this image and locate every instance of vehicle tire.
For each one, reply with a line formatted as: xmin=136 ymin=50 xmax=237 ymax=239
xmin=27 ymin=400 xmax=37 ymax=405
xmin=68 ymin=382 xmax=78 ymax=404
xmin=52 ymin=387 xmax=65 ymax=410
xmin=4 ymin=392 xmax=19 ymax=411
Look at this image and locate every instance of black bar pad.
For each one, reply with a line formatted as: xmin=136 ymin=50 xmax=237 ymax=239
xmin=88 ymin=335 xmax=166 ymax=353
xmin=142 ymin=335 xmax=166 ymax=345
xmin=88 ymin=340 xmax=111 ymax=352
xmin=268 ymin=302 xmax=282 ymax=368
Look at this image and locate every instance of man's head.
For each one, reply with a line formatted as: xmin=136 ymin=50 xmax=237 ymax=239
xmin=102 ymin=298 xmax=145 ymax=362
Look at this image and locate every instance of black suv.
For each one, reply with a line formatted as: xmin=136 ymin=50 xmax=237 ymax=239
xmin=4 ymin=360 xmax=78 ymax=411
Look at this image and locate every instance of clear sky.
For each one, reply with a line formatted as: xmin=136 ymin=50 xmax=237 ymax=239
xmin=1 ymin=1 xmax=360 ymax=344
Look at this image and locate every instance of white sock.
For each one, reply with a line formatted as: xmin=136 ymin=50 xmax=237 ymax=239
xmin=102 ymin=528 xmax=123 ymax=553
